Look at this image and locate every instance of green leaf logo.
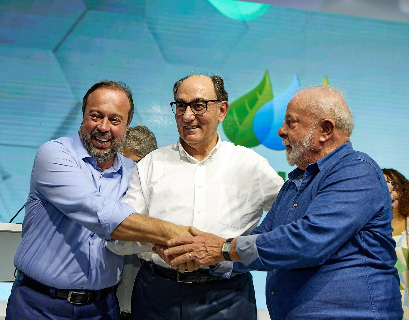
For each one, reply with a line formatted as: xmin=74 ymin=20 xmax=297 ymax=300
xmin=222 ymin=70 xmax=273 ymax=147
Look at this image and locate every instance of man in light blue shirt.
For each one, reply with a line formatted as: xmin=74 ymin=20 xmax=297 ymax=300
xmin=6 ymin=81 xmax=190 ymax=320
xmin=167 ymin=85 xmax=402 ymax=319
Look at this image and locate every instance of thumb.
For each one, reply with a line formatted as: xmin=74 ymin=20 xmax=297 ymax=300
xmin=189 ymin=226 xmax=204 ymax=236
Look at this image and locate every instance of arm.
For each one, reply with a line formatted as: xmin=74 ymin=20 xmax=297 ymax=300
xmin=111 ymin=213 xmax=191 ymax=245
xmin=168 ymin=159 xmax=391 ymax=270
xmin=35 ymin=140 xmax=190 ymax=243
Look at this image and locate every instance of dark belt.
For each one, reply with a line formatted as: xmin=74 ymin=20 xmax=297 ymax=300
xmin=19 ymin=272 xmax=115 ymax=305
xmin=141 ymin=260 xmax=231 ymax=284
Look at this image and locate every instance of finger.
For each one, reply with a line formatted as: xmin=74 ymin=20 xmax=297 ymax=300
xmin=165 ymin=244 xmax=193 ymax=256
xmin=177 ymin=262 xmax=188 ymax=273
xmin=189 ymin=226 xmax=204 ymax=236
xmin=185 ymin=258 xmax=200 ymax=272
xmin=167 ymin=237 xmax=195 ymax=248
xmin=170 ymin=252 xmax=192 ymax=268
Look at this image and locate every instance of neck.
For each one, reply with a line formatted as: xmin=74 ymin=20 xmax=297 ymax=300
xmin=97 ymin=157 xmax=114 ymax=171
xmin=181 ymin=135 xmax=218 ymax=161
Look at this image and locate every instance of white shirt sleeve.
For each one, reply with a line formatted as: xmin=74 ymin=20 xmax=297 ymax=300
xmin=105 ymin=240 xmax=153 ymax=255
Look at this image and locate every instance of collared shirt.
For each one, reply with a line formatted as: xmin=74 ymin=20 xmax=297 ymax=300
xmin=14 ymin=134 xmax=136 ymax=290
xmin=117 ymin=137 xmax=284 ymax=268
xmin=233 ymin=142 xmax=402 ymax=319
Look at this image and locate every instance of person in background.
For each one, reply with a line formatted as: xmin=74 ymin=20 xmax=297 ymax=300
xmin=108 ymin=74 xmax=284 ymax=320
xmin=119 ymin=125 xmax=158 ymax=163
xmin=117 ymin=125 xmax=158 ymax=320
xmin=383 ymin=168 xmax=409 ymax=319
xmin=6 ymin=80 xmax=191 ymax=320
xmin=167 ymin=85 xmax=403 ymax=319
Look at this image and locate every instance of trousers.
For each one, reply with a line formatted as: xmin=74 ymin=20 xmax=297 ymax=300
xmin=131 ymin=262 xmax=257 ymax=320
xmin=6 ymin=273 xmax=120 ymax=320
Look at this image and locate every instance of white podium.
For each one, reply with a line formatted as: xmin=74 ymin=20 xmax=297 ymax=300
xmin=0 ymin=223 xmax=21 ymax=319
xmin=0 ymin=223 xmax=22 ymax=282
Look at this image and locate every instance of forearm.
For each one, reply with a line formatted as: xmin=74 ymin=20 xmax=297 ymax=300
xmin=111 ymin=213 xmax=191 ymax=245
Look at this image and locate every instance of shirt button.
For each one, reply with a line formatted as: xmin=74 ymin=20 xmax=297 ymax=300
xmin=293 ymin=203 xmax=298 ymax=207
xmin=270 ymin=290 xmax=275 ymax=295
xmin=198 ymin=185 xmax=201 ymax=188
xmin=91 ymin=267 xmax=94 ymax=271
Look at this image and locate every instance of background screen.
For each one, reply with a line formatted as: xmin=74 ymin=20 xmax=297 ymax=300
xmin=1 ymin=0 xmax=408 ymax=309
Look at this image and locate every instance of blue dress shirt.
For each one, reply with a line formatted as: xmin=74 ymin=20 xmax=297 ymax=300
xmin=234 ymin=142 xmax=402 ymax=319
xmin=14 ymin=134 xmax=136 ymax=290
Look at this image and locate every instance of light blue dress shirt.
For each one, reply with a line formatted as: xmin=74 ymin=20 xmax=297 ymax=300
xmin=14 ymin=134 xmax=136 ymax=290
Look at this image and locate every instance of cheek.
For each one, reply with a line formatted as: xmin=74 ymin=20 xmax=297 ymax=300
xmin=112 ymin=126 xmax=127 ymax=140
xmin=81 ymin=121 xmax=95 ymax=134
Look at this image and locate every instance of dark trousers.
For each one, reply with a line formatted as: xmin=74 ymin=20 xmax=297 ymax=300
xmin=131 ymin=263 xmax=257 ymax=320
xmin=6 ymin=274 xmax=120 ymax=320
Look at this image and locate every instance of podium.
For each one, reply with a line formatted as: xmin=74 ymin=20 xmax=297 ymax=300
xmin=0 ymin=223 xmax=22 ymax=282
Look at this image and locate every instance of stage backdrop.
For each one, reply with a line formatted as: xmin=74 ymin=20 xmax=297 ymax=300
xmin=1 ymin=0 xmax=408 ymax=309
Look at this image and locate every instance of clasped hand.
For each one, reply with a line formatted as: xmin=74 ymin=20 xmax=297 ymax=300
xmin=153 ymin=226 xmax=226 ymax=272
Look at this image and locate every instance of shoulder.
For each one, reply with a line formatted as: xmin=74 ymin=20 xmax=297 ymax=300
xmin=219 ymin=140 xmax=266 ymax=161
xmin=36 ymin=137 xmax=75 ymax=159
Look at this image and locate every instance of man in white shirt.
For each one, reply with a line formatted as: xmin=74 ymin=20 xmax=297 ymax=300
xmin=111 ymin=74 xmax=284 ymax=320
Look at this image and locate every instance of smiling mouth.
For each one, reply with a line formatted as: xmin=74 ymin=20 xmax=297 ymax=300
xmin=185 ymin=125 xmax=200 ymax=130
xmin=93 ymin=136 xmax=112 ymax=148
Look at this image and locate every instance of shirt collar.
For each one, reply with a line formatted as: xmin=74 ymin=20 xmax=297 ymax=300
xmin=73 ymin=133 xmax=123 ymax=172
xmin=177 ymin=133 xmax=221 ymax=164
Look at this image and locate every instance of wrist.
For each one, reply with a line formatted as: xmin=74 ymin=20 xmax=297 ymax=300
xmin=221 ymin=238 xmax=234 ymax=261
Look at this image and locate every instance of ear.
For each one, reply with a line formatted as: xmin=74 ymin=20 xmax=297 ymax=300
xmin=218 ymin=101 xmax=229 ymax=123
xmin=319 ymin=119 xmax=335 ymax=142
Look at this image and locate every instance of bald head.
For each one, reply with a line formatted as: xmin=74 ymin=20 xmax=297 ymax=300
xmin=278 ymin=85 xmax=353 ymax=169
xmin=293 ymin=85 xmax=354 ymax=137
xmin=173 ymin=74 xmax=228 ymax=102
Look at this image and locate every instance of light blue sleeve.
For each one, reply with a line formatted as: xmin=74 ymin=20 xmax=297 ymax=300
xmin=32 ymin=140 xmax=135 ymax=239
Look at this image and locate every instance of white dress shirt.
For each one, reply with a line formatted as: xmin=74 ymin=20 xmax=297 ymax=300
xmin=109 ymin=137 xmax=284 ymax=268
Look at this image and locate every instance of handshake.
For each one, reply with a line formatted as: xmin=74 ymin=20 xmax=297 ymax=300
xmin=153 ymin=226 xmax=239 ymax=273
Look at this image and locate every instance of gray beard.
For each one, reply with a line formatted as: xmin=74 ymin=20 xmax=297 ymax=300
xmin=285 ymin=127 xmax=315 ymax=167
xmin=79 ymin=125 xmax=125 ymax=164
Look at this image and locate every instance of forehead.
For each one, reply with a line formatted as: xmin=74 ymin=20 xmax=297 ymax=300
xmin=285 ymin=95 xmax=305 ymax=118
xmin=86 ymin=88 xmax=130 ymax=114
xmin=176 ymin=76 xmax=216 ymax=100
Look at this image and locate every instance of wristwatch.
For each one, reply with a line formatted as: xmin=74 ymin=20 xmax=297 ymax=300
xmin=221 ymin=238 xmax=234 ymax=261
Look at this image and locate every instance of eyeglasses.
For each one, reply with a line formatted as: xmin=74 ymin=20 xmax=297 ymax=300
xmin=386 ymin=180 xmax=396 ymax=186
xmin=170 ymin=100 xmax=220 ymax=115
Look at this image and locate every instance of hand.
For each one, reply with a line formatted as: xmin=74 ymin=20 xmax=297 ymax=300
xmin=153 ymin=243 xmax=200 ymax=273
xmin=165 ymin=226 xmax=227 ymax=268
xmin=387 ymin=182 xmax=399 ymax=210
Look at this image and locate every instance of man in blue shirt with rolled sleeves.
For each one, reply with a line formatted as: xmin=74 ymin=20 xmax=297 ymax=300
xmin=167 ymin=85 xmax=403 ymax=319
xmin=6 ymin=80 xmax=191 ymax=320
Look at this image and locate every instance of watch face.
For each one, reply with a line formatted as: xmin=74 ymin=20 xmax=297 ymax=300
xmin=222 ymin=241 xmax=232 ymax=252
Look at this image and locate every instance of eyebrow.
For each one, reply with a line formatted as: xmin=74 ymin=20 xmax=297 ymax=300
xmin=88 ymin=109 xmax=124 ymax=120
xmin=175 ymin=97 xmax=213 ymax=103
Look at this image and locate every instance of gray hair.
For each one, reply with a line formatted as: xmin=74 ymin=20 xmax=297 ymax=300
xmin=120 ymin=125 xmax=158 ymax=158
xmin=294 ymin=85 xmax=354 ymax=136
xmin=173 ymin=74 xmax=228 ymax=101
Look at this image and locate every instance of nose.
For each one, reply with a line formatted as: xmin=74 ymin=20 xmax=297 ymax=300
xmin=98 ymin=117 xmax=110 ymax=132
xmin=277 ymin=123 xmax=287 ymax=138
xmin=182 ymin=105 xmax=195 ymax=121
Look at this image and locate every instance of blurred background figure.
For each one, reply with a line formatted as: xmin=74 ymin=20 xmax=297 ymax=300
xmin=120 ymin=125 xmax=158 ymax=162
xmin=118 ymin=124 xmax=158 ymax=320
xmin=383 ymin=168 xmax=409 ymax=319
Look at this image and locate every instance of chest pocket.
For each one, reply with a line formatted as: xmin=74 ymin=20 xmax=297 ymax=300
xmin=217 ymin=185 xmax=255 ymax=230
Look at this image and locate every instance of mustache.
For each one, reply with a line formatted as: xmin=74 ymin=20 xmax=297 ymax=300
xmin=91 ymin=129 xmax=113 ymax=140
xmin=282 ymin=137 xmax=291 ymax=146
